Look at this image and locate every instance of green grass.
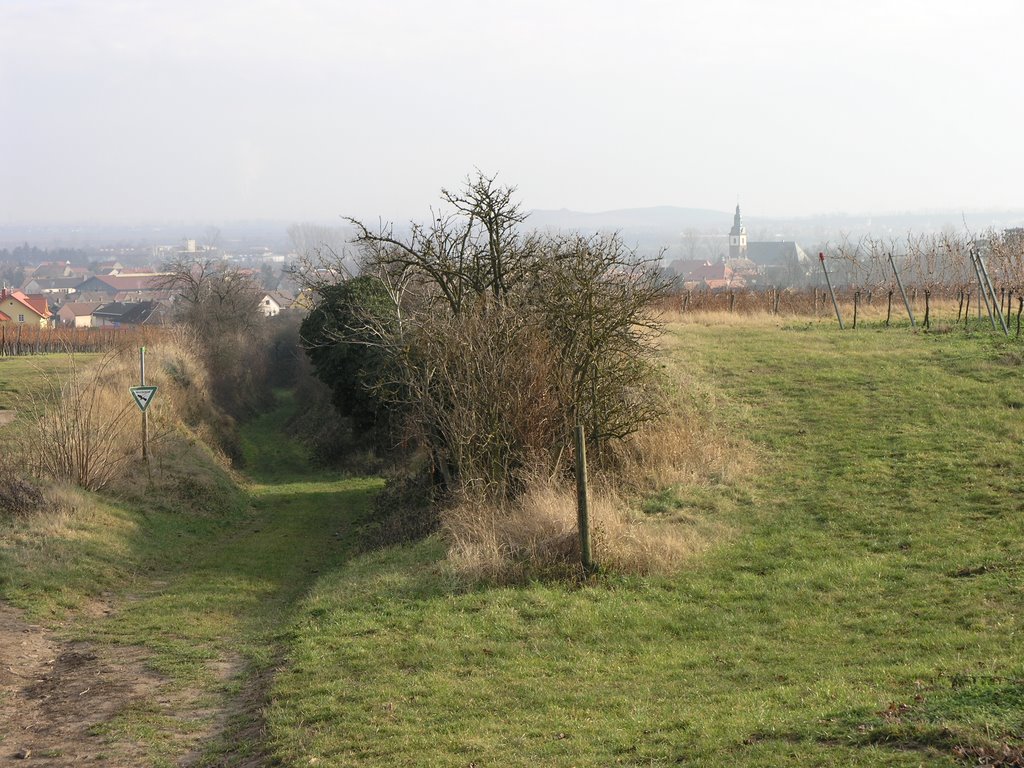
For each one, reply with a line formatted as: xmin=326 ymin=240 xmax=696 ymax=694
xmin=0 ymin=353 xmax=100 ymax=411
xmin=0 ymin=386 xmax=382 ymax=764
xmin=261 ymin=324 xmax=1024 ymax=767
xmin=3 ymin=330 xmax=1023 ymax=766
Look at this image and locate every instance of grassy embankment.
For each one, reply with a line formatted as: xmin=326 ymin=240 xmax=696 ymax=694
xmin=3 ymin=318 xmax=1023 ymax=766
xmin=0 ymin=363 xmax=381 ymax=765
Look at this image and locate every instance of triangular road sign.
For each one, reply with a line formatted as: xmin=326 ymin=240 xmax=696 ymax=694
xmin=130 ymin=385 xmax=158 ymax=412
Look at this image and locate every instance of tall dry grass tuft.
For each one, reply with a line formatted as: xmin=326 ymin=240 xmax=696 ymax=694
xmin=18 ymin=332 xmax=232 ymax=492
xmin=443 ymin=479 xmax=721 ymax=582
xmin=442 ymin=397 xmax=743 ymax=582
xmin=24 ymin=355 xmax=138 ymax=491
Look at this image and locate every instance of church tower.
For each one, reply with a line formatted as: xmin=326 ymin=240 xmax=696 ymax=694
xmin=728 ymin=204 xmax=747 ymax=260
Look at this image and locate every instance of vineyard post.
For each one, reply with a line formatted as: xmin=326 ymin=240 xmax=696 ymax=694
xmin=966 ymin=256 xmax=991 ymax=331
xmin=818 ymin=253 xmax=845 ymax=329
xmin=970 ymin=249 xmax=1003 ymax=333
xmin=888 ymin=252 xmax=916 ymax=328
xmin=1017 ymin=297 xmax=1023 ymax=338
xmin=853 ymin=291 xmax=859 ymax=329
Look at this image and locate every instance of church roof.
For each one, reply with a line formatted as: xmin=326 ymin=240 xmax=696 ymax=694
xmin=746 ymin=241 xmax=809 ymax=266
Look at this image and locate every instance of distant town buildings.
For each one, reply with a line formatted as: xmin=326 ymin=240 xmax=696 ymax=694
xmin=670 ymin=205 xmax=811 ymax=289
xmin=0 ymin=235 xmax=303 ymax=330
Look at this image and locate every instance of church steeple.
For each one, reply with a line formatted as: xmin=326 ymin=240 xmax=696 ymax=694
xmin=728 ymin=203 xmax=747 ymax=259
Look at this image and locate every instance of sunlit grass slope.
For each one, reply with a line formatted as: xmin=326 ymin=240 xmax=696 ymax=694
xmin=265 ymin=323 xmax=1023 ymax=767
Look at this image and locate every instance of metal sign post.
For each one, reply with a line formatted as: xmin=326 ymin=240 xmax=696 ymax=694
xmin=129 ymin=347 xmax=158 ymax=460
xmin=140 ymin=347 xmax=148 ymax=461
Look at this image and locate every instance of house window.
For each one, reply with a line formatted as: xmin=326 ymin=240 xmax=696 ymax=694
xmin=18 ymin=314 xmax=25 ymax=323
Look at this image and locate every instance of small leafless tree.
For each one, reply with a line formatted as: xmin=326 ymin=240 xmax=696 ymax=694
xmin=156 ymin=255 xmax=263 ymax=339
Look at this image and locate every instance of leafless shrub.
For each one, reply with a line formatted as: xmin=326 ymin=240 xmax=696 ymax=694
xmin=22 ymin=355 xmax=137 ymax=491
xmin=306 ymin=172 xmax=669 ymax=503
xmin=0 ymin=455 xmax=45 ymax=518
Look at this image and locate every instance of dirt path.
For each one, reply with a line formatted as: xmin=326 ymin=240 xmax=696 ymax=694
xmin=0 ymin=602 xmax=220 ymax=765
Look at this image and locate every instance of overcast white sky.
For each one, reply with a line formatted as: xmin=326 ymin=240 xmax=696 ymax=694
xmin=2 ymin=0 xmax=1022 ymax=224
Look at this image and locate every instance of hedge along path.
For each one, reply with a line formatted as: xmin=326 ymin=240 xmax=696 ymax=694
xmin=0 ymin=392 xmax=380 ymax=766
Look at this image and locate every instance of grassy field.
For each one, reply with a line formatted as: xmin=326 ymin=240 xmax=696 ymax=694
xmin=0 ymin=353 xmax=100 ymax=411
xmin=263 ymin=321 xmax=1023 ymax=767
xmin=2 ymin=324 xmax=1022 ymax=766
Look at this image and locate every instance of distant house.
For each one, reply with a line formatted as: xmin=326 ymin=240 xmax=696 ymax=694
xmin=94 ymin=260 xmax=124 ymax=275
xmin=20 ymin=276 xmax=82 ymax=296
xmin=30 ymin=261 xmax=89 ymax=280
xmin=0 ymin=288 xmax=53 ymax=328
xmin=57 ymin=302 xmax=102 ymax=328
xmin=258 ymin=291 xmax=293 ymax=317
xmin=668 ymin=259 xmax=741 ymax=290
xmin=289 ymin=289 xmax=316 ymax=312
xmin=91 ymin=301 xmax=162 ymax=327
xmin=74 ymin=274 xmax=172 ymax=303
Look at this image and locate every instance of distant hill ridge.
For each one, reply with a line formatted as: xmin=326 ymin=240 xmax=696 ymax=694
xmin=527 ymin=206 xmax=731 ymax=231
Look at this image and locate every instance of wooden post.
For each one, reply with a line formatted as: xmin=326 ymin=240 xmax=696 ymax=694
xmin=964 ymin=292 xmax=970 ymax=327
xmin=574 ymin=425 xmax=594 ymax=574
xmin=853 ymin=291 xmax=860 ymax=329
xmin=923 ymin=290 xmax=931 ymax=329
xmin=886 ymin=290 xmax=893 ymax=327
xmin=1017 ymin=297 xmax=1023 ymax=339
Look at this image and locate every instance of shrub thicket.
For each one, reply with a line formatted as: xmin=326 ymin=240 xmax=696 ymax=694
xmin=297 ymin=172 xmax=717 ymax=578
xmin=301 ymin=172 xmax=667 ymax=503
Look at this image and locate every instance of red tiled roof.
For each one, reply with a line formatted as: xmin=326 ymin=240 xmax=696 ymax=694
xmin=0 ymin=310 xmax=10 ymax=321
xmin=24 ymin=294 xmax=49 ymax=316
xmin=1 ymin=289 xmax=52 ymax=318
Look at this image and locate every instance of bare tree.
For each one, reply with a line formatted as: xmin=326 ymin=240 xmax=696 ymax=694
xmin=156 ymin=255 xmax=263 ymax=339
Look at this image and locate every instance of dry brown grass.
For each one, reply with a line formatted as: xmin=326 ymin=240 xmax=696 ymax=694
xmin=659 ymin=294 xmax=975 ymax=328
xmin=441 ymin=336 xmax=749 ymax=582
xmin=442 ymin=478 xmax=725 ymax=582
xmin=13 ymin=331 xmax=232 ymax=491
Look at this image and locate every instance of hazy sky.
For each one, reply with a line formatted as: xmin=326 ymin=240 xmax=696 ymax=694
xmin=2 ymin=0 xmax=1023 ymax=224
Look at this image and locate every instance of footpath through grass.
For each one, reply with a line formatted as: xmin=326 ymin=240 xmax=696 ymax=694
xmin=0 ymin=387 xmax=381 ymax=765
xmin=260 ymin=323 xmax=1023 ymax=767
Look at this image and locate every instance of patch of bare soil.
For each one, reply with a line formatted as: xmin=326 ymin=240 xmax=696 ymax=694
xmin=0 ymin=601 xmax=231 ymax=766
